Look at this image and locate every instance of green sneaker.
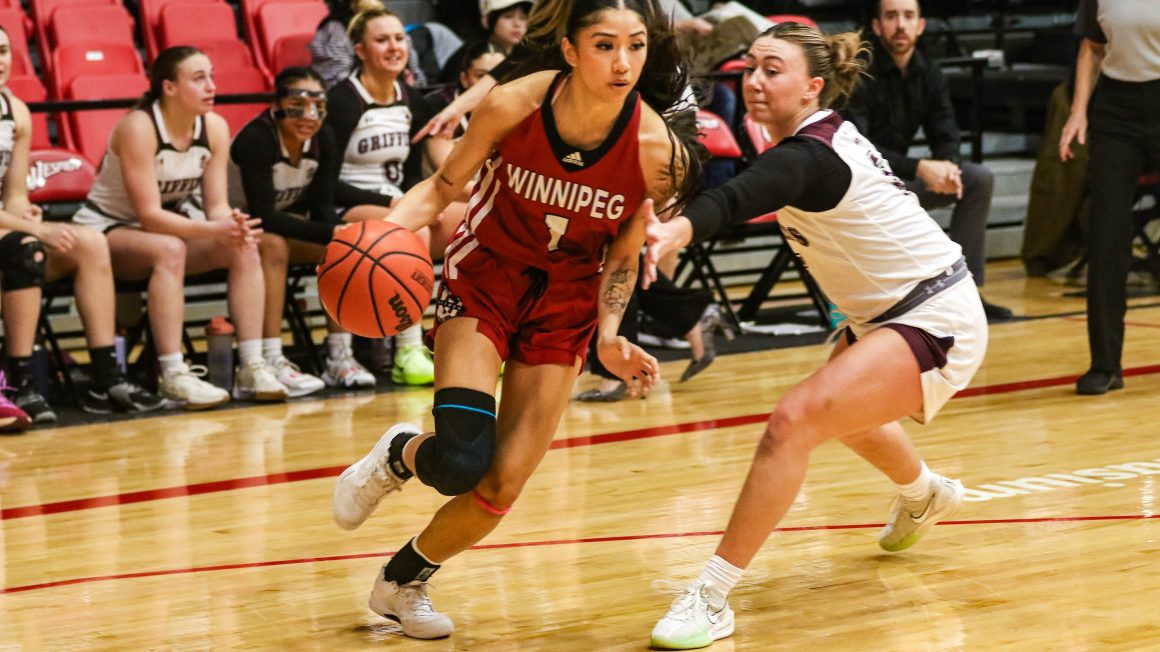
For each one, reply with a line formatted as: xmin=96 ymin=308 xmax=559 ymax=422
xmin=391 ymin=345 xmax=435 ymax=386
xmin=650 ymin=580 xmax=734 ymax=650
xmin=878 ymin=476 xmax=964 ymax=552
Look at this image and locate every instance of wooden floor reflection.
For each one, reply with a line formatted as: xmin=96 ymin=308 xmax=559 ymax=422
xmin=3 ymin=276 xmax=1160 ymax=650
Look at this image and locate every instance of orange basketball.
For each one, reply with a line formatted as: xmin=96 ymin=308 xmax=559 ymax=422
xmin=317 ymin=221 xmax=435 ymax=338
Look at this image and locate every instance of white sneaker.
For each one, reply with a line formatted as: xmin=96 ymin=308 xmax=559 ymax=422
xmin=159 ymin=362 xmax=230 ymax=410
xmin=332 ymin=423 xmax=419 ymax=530
xmin=650 ymin=580 xmax=735 ymax=650
xmin=268 ymin=356 xmax=325 ymax=397
xmin=368 ymin=574 xmax=453 ymax=639
xmin=233 ymin=358 xmax=290 ymax=402
xmin=878 ymin=476 xmax=964 ymax=552
xmin=322 ymin=349 xmax=376 ymax=388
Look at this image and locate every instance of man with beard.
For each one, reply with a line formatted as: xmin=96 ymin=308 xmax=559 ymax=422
xmin=843 ymin=0 xmax=1012 ymax=321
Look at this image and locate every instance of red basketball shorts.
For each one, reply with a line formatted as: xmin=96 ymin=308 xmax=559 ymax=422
xmin=427 ymin=235 xmax=599 ymax=367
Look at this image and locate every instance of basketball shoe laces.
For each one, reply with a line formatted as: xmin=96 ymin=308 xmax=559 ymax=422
xmin=358 ymin=456 xmax=403 ymax=512
xmin=662 ymin=581 xmax=715 ymax=624
xmin=396 ymin=582 xmax=439 ymax=618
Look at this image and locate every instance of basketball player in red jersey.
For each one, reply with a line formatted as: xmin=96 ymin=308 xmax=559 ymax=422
xmin=329 ymin=0 xmax=703 ymax=639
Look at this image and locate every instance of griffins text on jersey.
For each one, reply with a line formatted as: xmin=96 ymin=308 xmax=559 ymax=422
xmin=505 ymin=163 xmax=626 ymax=220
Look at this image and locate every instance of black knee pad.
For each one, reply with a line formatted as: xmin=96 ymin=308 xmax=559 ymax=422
xmin=0 ymin=231 xmax=46 ymax=291
xmin=414 ymin=387 xmax=497 ymax=496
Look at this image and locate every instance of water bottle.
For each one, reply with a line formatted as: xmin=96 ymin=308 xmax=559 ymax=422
xmin=113 ymin=330 xmax=127 ymax=373
xmin=205 ymin=316 xmax=235 ymax=391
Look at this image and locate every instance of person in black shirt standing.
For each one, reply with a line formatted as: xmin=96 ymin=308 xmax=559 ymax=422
xmin=843 ymin=0 xmax=1011 ymax=321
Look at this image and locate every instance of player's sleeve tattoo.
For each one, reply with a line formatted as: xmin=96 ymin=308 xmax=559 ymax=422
xmin=602 ymin=269 xmax=632 ymax=315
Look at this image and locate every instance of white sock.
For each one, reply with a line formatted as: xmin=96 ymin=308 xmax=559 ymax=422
xmin=327 ymin=332 xmax=352 ymax=359
xmin=697 ymin=555 xmax=743 ymax=605
xmin=238 ymin=339 xmax=263 ymax=366
xmin=394 ymin=325 xmax=422 ymax=349
xmin=262 ymin=337 xmax=283 ymax=361
xmin=896 ymin=461 xmax=935 ymax=501
xmin=158 ymin=352 xmax=184 ymax=376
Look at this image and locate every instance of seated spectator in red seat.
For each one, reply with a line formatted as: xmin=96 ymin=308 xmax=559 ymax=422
xmin=0 ymin=25 xmax=163 ymax=428
xmin=72 ymin=46 xmax=289 ymax=410
xmin=230 ymin=67 xmax=378 ymax=392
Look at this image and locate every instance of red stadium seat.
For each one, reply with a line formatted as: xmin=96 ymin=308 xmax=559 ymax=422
xmin=695 ymin=109 xmax=741 ymax=159
xmin=251 ymin=0 xmax=327 ymax=76
xmin=0 ymin=7 xmax=38 ymax=78
xmin=157 ymin=1 xmax=237 ymax=51
xmin=0 ymin=0 xmax=33 ymax=36
xmin=6 ymin=75 xmax=54 ymax=149
xmin=27 ymin=147 xmax=97 ymax=203
xmin=32 ymin=0 xmax=119 ymax=83
xmin=212 ymin=65 xmax=270 ymax=136
xmin=50 ymin=43 xmax=144 ymax=99
xmin=140 ymin=0 xmax=226 ymax=60
xmin=196 ymin=38 xmax=259 ymax=71
xmin=49 ymin=4 xmax=135 ymax=49
xmin=270 ymin=32 xmax=313 ymax=73
xmin=743 ymin=114 xmax=775 ymax=154
xmin=766 ymin=14 xmax=818 ymax=29
xmin=65 ymin=73 xmax=148 ymax=165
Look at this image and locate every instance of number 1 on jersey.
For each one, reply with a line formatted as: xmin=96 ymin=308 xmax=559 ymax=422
xmin=544 ymin=213 xmax=570 ymax=251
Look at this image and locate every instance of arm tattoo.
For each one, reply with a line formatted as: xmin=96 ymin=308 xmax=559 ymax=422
xmin=602 ymin=269 xmax=632 ymax=315
xmin=438 ymin=174 xmax=455 ymax=186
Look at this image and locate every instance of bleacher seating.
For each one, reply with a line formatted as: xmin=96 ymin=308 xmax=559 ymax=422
xmin=65 ymin=73 xmax=148 ymax=165
xmin=269 ymin=31 xmax=313 ymax=73
xmin=6 ymin=76 xmax=53 ymax=149
xmin=211 ymin=65 xmax=269 ymax=135
xmin=140 ymin=0 xmax=226 ymax=60
xmin=26 ymin=147 xmax=97 ymax=205
xmin=249 ymin=0 xmax=327 ymax=78
xmin=157 ymin=1 xmax=238 ymax=51
xmin=49 ymin=4 xmax=135 ymax=50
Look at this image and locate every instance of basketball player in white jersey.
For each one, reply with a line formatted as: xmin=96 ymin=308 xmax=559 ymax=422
xmin=643 ymin=24 xmax=988 ymax=649
xmin=0 ymin=25 xmax=163 ymax=425
xmin=326 ymin=7 xmax=467 ymax=387
xmin=74 ymin=46 xmax=288 ymax=409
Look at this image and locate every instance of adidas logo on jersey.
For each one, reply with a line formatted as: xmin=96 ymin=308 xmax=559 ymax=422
xmin=562 ymin=151 xmax=584 ymax=167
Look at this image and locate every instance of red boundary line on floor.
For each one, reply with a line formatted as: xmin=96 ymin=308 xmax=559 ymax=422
xmin=5 ymin=364 xmax=1160 ymax=522
xmin=4 ymin=514 xmax=1154 ymax=594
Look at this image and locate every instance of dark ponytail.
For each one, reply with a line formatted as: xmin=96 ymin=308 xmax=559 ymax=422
xmin=137 ymin=46 xmax=203 ymax=110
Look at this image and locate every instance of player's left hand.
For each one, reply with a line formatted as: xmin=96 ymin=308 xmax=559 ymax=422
xmin=596 ymin=336 xmax=660 ymax=399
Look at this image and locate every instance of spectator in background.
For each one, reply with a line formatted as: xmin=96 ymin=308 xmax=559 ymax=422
xmin=426 ymin=40 xmax=506 ymax=138
xmin=73 ymin=46 xmax=288 ymax=409
xmin=437 ymin=0 xmax=531 ymax=85
xmin=1059 ymin=0 xmax=1160 ymax=395
xmin=843 ymin=0 xmax=1013 ymax=321
xmin=310 ymin=0 xmax=431 ymax=89
xmin=328 ymin=7 xmax=465 ymax=386
xmin=231 ymin=67 xmax=379 ymax=394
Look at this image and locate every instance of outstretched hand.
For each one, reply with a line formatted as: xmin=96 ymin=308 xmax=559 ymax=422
xmin=641 ymin=200 xmax=694 ymax=290
xmin=596 ymin=335 xmax=660 ymax=399
xmin=413 ymin=105 xmax=463 ymax=143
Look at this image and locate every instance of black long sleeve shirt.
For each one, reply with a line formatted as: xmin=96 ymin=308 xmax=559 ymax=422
xmin=230 ymin=118 xmax=342 ymax=245
xmin=841 ymin=42 xmax=961 ymax=180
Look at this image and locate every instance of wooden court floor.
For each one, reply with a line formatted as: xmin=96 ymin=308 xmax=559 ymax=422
xmin=3 ymin=263 xmax=1160 ymax=650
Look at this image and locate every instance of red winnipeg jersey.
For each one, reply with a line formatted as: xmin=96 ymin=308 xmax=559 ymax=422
xmin=458 ymin=74 xmax=647 ymax=280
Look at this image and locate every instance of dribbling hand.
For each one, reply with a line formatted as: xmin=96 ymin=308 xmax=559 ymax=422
xmin=596 ymin=335 xmax=660 ymax=398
